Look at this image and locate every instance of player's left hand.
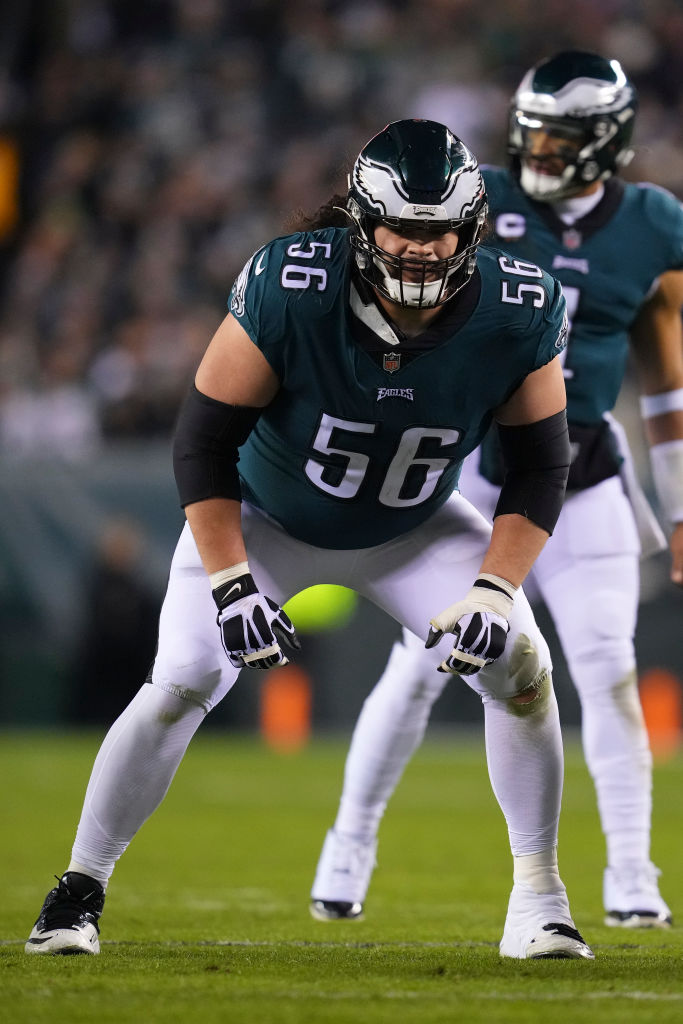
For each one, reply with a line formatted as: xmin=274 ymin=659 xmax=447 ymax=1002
xmin=425 ymin=574 xmax=516 ymax=675
xmin=213 ymin=572 xmax=300 ymax=670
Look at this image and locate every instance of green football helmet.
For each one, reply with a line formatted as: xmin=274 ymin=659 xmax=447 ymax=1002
xmin=509 ymin=50 xmax=637 ymax=202
xmin=347 ymin=119 xmax=487 ymax=308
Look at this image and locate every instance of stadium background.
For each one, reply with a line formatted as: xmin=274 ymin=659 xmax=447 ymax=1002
xmin=0 ymin=0 xmax=682 ymax=733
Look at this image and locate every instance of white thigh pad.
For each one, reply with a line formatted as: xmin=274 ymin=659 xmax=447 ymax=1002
xmin=553 ymin=477 xmax=639 ymax=562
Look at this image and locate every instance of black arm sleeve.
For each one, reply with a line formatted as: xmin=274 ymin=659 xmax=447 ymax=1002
xmin=493 ymin=409 xmax=571 ymax=535
xmin=172 ymin=384 xmax=262 ymax=509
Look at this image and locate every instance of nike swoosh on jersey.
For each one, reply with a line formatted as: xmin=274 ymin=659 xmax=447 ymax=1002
xmin=254 ymin=252 xmax=267 ymax=275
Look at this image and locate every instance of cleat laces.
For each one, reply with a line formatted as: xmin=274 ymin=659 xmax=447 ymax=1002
xmin=37 ymin=875 xmax=104 ymax=933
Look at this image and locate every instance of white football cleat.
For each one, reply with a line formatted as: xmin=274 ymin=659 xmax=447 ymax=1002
xmin=500 ymin=880 xmax=594 ymax=960
xmin=604 ymin=862 xmax=672 ymax=928
xmin=310 ymin=829 xmax=377 ymax=921
xmin=25 ymin=872 xmax=104 ymax=955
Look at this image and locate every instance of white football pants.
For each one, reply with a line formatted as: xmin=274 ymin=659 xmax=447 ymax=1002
xmin=70 ymin=492 xmax=563 ymax=882
xmin=331 ymin=460 xmax=653 ymax=873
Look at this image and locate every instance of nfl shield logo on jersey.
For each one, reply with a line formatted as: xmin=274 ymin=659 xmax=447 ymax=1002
xmin=562 ymin=228 xmax=582 ymax=250
xmin=383 ymin=351 xmax=401 ymax=374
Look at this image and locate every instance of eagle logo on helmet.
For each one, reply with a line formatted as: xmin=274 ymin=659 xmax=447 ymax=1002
xmin=353 ymin=156 xmax=411 ymax=216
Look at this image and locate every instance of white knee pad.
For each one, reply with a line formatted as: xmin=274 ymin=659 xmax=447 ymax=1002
xmin=465 ymin=596 xmax=553 ymax=708
xmin=569 ymin=654 xmax=648 ymax=745
xmin=567 ymin=636 xmax=635 ymax=694
xmin=153 ymin=571 xmax=237 ymax=711
xmin=151 ymin=648 xmax=227 ymax=712
xmin=482 ymin=632 xmax=555 ymax=716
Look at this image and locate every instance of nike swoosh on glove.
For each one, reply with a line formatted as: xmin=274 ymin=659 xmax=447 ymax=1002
xmin=213 ymin=573 xmax=300 ymax=670
xmin=425 ymin=573 xmax=517 ymax=675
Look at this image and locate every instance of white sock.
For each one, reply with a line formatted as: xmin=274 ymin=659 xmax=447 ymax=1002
xmin=513 ymin=848 xmax=564 ymax=894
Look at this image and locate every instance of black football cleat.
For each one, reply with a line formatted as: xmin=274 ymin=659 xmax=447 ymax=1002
xmin=25 ymin=872 xmax=105 ymax=955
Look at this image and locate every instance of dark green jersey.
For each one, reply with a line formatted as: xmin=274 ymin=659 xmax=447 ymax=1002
xmin=229 ymin=227 xmax=566 ymax=549
xmin=483 ymin=167 xmax=683 ymax=426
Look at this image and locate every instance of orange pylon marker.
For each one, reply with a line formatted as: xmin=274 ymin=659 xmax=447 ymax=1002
xmin=639 ymin=668 xmax=683 ymax=759
xmin=260 ymin=664 xmax=312 ymax=753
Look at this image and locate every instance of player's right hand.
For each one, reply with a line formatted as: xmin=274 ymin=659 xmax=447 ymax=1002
xmin=425 ymin=574 xmax=516 ymax=675
xmin=212 ymin=572 xmax=300 ymax=670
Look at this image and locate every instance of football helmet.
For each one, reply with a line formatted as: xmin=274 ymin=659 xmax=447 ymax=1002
xmin=509 ymin=50 xmax=637 ymax=202
xmin=347 ymin=119 xmax=487 ymax=308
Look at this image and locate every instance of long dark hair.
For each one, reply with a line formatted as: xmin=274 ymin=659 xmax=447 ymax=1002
xmin=284 ymin=193 xmax=352 ymax=233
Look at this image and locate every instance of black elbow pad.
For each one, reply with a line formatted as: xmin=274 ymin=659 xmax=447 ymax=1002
xmin=493 ymin=409 xmax=570 ymax=535
xmin=172 ymin=384 xmax=262 ymax=508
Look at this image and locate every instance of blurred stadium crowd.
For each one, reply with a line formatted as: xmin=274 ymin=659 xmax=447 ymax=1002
xmin=0 ymin=0 xmax=682 ymax=457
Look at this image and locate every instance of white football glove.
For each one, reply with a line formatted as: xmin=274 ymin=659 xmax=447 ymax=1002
xmin=425 ymin=573 xmax=517 ymax=675
xmin=212 ymin=565 xmax=300 ymax=670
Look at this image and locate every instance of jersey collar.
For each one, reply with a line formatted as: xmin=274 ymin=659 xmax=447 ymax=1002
xmin=525 ymin=177 xmax=625 ymax=245
xmin=348 ymin=267 xmax=482 ymax=371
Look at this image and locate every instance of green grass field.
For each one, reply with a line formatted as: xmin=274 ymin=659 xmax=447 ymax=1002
xmin=2 ymin=729 xmax=682 ymax=1024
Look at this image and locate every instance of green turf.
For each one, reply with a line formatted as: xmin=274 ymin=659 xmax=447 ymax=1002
xmin=2 ymin=729 xmax=682 ymax=1023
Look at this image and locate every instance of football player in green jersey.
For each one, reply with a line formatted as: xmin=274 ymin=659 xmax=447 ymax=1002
xmin=25 ymin=119 xmax=594 ymax=961
xmin=311 ymin=52 xmax=683 ymax=931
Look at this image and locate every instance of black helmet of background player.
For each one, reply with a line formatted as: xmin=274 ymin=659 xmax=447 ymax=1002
xmin=509 ymin=50 xmax=637 ymax=202
xmin=346 ymin=119 xmax=487 ymax=309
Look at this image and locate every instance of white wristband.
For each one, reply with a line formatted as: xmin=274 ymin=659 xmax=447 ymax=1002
xmin=650 ymin=440 xmax=683 ymax=524
xmin=640 ymin=388 xmax=683 ymax=419
xmin=472 ymin=573 xmax=518 ymax=618
xmin=209 ymin=562 xmax=250 ymax=589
